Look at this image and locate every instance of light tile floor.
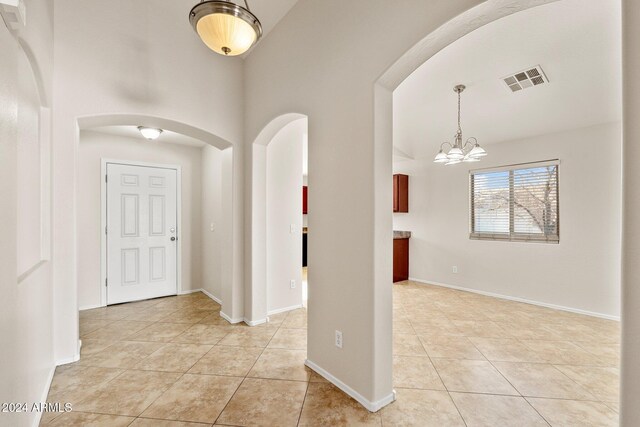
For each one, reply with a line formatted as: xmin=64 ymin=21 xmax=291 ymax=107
xmin=42 ymin=281 xmax=620 ymax=426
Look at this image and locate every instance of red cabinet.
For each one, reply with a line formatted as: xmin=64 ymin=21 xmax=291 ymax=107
xmin=393 ymin=238 xmax=409 ymax=283
xmin=393 ymin=174 xmax=409 ymax=213
xmin=303 ymin=186 xmax=308 ymax=214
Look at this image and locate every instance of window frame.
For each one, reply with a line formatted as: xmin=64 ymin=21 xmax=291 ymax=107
xmin=469 ymin=160 xmax=560 ymax=243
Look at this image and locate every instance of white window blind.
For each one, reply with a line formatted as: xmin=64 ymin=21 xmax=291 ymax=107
xmin=470 ymin=160 xmax=559 ymax=243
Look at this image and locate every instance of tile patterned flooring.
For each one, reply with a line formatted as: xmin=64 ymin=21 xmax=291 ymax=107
xmin=41 ymin=281 xmax=620 ymax=426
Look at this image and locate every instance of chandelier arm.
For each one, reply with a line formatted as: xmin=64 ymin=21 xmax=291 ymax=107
xmin=440 ymin=141 xmax=453 ymax=151
xmin=244 ymin=0 xmax=251 ymax=11
xmin=462 ymin=138 xmax=477 ymax=150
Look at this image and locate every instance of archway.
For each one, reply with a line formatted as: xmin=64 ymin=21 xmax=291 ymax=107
xmin=247 ymin=113 xmax=308 ymax=325
xmin=74 ymin=113 xmax=236 ymax=331
xmin=368 ymin=0 xmax=563 ymax=411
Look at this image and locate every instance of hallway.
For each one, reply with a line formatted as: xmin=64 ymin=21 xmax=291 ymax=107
xmin=41 ymin=282 xmax=619 ymax=426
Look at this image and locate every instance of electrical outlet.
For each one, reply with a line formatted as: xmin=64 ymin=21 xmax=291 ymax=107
xmin=290 ymin=280 xmax=296 ymax=289
xmin=335 ymin=330 xmax=343 ymax=349
xmin=210 ymin=222 xmax=215 ymax=232
xmin=452 ymin=266 xmax=458 ymax=274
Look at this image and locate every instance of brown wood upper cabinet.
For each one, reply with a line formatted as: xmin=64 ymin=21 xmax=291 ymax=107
xmin=393 ymin=174 xmax=409 ymax=213
xmin=302 ymin=186 xmax=308 ymax=214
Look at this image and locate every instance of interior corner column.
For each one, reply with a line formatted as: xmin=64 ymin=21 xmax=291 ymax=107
xmin=621 ymin=1 xmax=640 ymax=425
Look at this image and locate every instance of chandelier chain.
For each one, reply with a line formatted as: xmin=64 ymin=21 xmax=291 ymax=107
xmin=457 ymin=89 xmax=462 ymax=135
xmin=433 ymin=83 xmax=486 ymax=164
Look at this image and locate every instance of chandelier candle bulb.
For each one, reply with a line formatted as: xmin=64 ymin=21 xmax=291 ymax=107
xmin=434 ymin=84 xmax=487 ymax=165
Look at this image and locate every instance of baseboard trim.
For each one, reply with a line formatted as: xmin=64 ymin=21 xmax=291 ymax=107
xmin=32 ymin=365 xmax=57 ymax=427
xmin=304 ymin=359 xmax=396 ymax=412
xmin=82 ymin=289 xmax=223 ymax=311
xmin=79 ymin=303 xmax=103 ymax=311
xmin=179 ymin=287 xmax=222 ymax=304
xmin=220 ymin=311 xmax=244 ymax=324
xmin=199 ymin=288 xmax=222 ymax=304
xmin=408 ymin=277 xmax=620 ymax=321
xmin=267 ymin=304 xmax=303 ymax=316
xmin=56 ymin=353 xmax=80 ymax=366
xmin=244 ymin=318 xmax=267 ymax=326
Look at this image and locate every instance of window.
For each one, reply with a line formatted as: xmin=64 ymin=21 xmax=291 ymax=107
xmin=470 ymin=160 xmax=559 ymax=243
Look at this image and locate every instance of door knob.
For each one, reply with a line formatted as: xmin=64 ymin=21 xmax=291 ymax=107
xmin=171 ymin=237 xmax=176 ymax=241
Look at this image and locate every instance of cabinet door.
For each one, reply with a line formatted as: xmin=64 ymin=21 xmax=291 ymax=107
xmin=393 ymin=175 xmax=399 ymax=212
xmin=393 ymin=238 xmax=409 ymax=282
xmin=393 ymin=174 xmax=409 ymax=213
xmin=303 ymin=186 xmax=308 ymax=214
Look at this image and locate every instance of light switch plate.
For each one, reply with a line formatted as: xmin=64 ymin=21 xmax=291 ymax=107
xmin=335 ymin=330 xmax=343 ymax=349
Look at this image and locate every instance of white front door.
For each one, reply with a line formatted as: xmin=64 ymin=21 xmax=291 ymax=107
xmin=106 ymin=163 xmax=178 ymax=305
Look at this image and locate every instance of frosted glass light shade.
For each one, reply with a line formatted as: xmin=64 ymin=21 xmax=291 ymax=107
xmin=434 ymin=150 xmax=449 ymax=163
xmin=447 ymin=147 xmax=464 ymax=160
xmin=190 ymin=1 xmax=262 ymax=56
xmin=138 ymin=126 xmax=163 ymax=140
xmin=469 ymin=144 xmax=487 ymax=158
xmin=445 ymin=159 xmax=462 ymax=165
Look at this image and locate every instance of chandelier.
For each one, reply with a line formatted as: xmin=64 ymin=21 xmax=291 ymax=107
xmin=189 ymin=1 xmax=262 ymax=56
xmin=433 ymin=84 xmax=487 ymax=165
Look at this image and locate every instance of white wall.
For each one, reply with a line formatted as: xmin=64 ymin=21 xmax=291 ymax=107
xmin=52 ymin=0 xmax=245 ymax=361
xmin=201 ymin=145 xmax=224 ymax=300
xmin=622 ymin=0 xmax=640 ymax=423
xmin=393 ymin=123 xmax=622 ymax=318
xmin=77 ymin=131 xmax=205 ymax=309
xmin=244 ymin=0 xmax=484 ymax=407
xmin=0 ymin=1 xmax=56 ymax=426
xmin=266 ymin=119 xmax=304 ymax=313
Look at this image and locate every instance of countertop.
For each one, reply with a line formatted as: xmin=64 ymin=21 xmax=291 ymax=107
xmin=393 ymin=230 xmax=412 ymax=239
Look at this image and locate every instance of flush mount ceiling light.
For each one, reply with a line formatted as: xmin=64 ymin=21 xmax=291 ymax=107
xmin=138 ymin=126 xmax=163 ymax=140
xmin=434 ymin=84 xmax=487 ymax=166
xmin=189 ymin=0 xmax=262 ymax=56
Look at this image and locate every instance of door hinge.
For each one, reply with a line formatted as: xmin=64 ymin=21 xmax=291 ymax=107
xmin=105 ymin=174 xmax=108 ymax=183
xmin=105 ymin=278 xmax=108 ymax=287
xmin=105 ymin=226 xmax=107 ymax=235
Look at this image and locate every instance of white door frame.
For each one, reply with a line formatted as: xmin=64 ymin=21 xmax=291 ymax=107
xmin=100 ymin=158 xmax=182 ymax=307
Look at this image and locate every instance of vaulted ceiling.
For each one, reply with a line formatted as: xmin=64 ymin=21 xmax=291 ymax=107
xmin=393 ymin=0 xmax=621 ymax=160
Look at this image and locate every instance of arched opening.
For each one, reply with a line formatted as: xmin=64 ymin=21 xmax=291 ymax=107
xmin=249 ymin=113 xmax=309 ymax=324
xmin=74 ymin=113 xmax=236 ymax=338
xmin=373 ymin=0 xmax=621 ymax=417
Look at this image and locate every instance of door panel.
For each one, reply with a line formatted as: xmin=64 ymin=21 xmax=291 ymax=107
xmin=107 ymin=163 xmax=178 ymax=304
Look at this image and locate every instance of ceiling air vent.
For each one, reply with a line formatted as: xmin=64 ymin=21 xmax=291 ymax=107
xmin=502 ymin=65 xmax=548 ymax=93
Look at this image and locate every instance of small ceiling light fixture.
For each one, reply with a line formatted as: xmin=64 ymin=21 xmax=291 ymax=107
xmin=138 ymin=126 xmax=163 ymax=140
xmin=189 ymin=0 xmax=262 ymax=56
xmin=434 ymin=84 xmax=487 ymax=165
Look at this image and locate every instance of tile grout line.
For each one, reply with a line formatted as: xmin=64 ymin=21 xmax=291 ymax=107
xmin=64 ymin=287 xmax=619 ymax=426
xmin=295 ymin=379 xmax=312 ymax=426
xmin=213 ymin=308 xmax=306 ymax=425
xmin=408 ymin=307 xmax=468 ymax=427
xmin=73 ymin=292 xmax=223 ymax=425
xmin=132 ymin=295 xmax=232 ymax=425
